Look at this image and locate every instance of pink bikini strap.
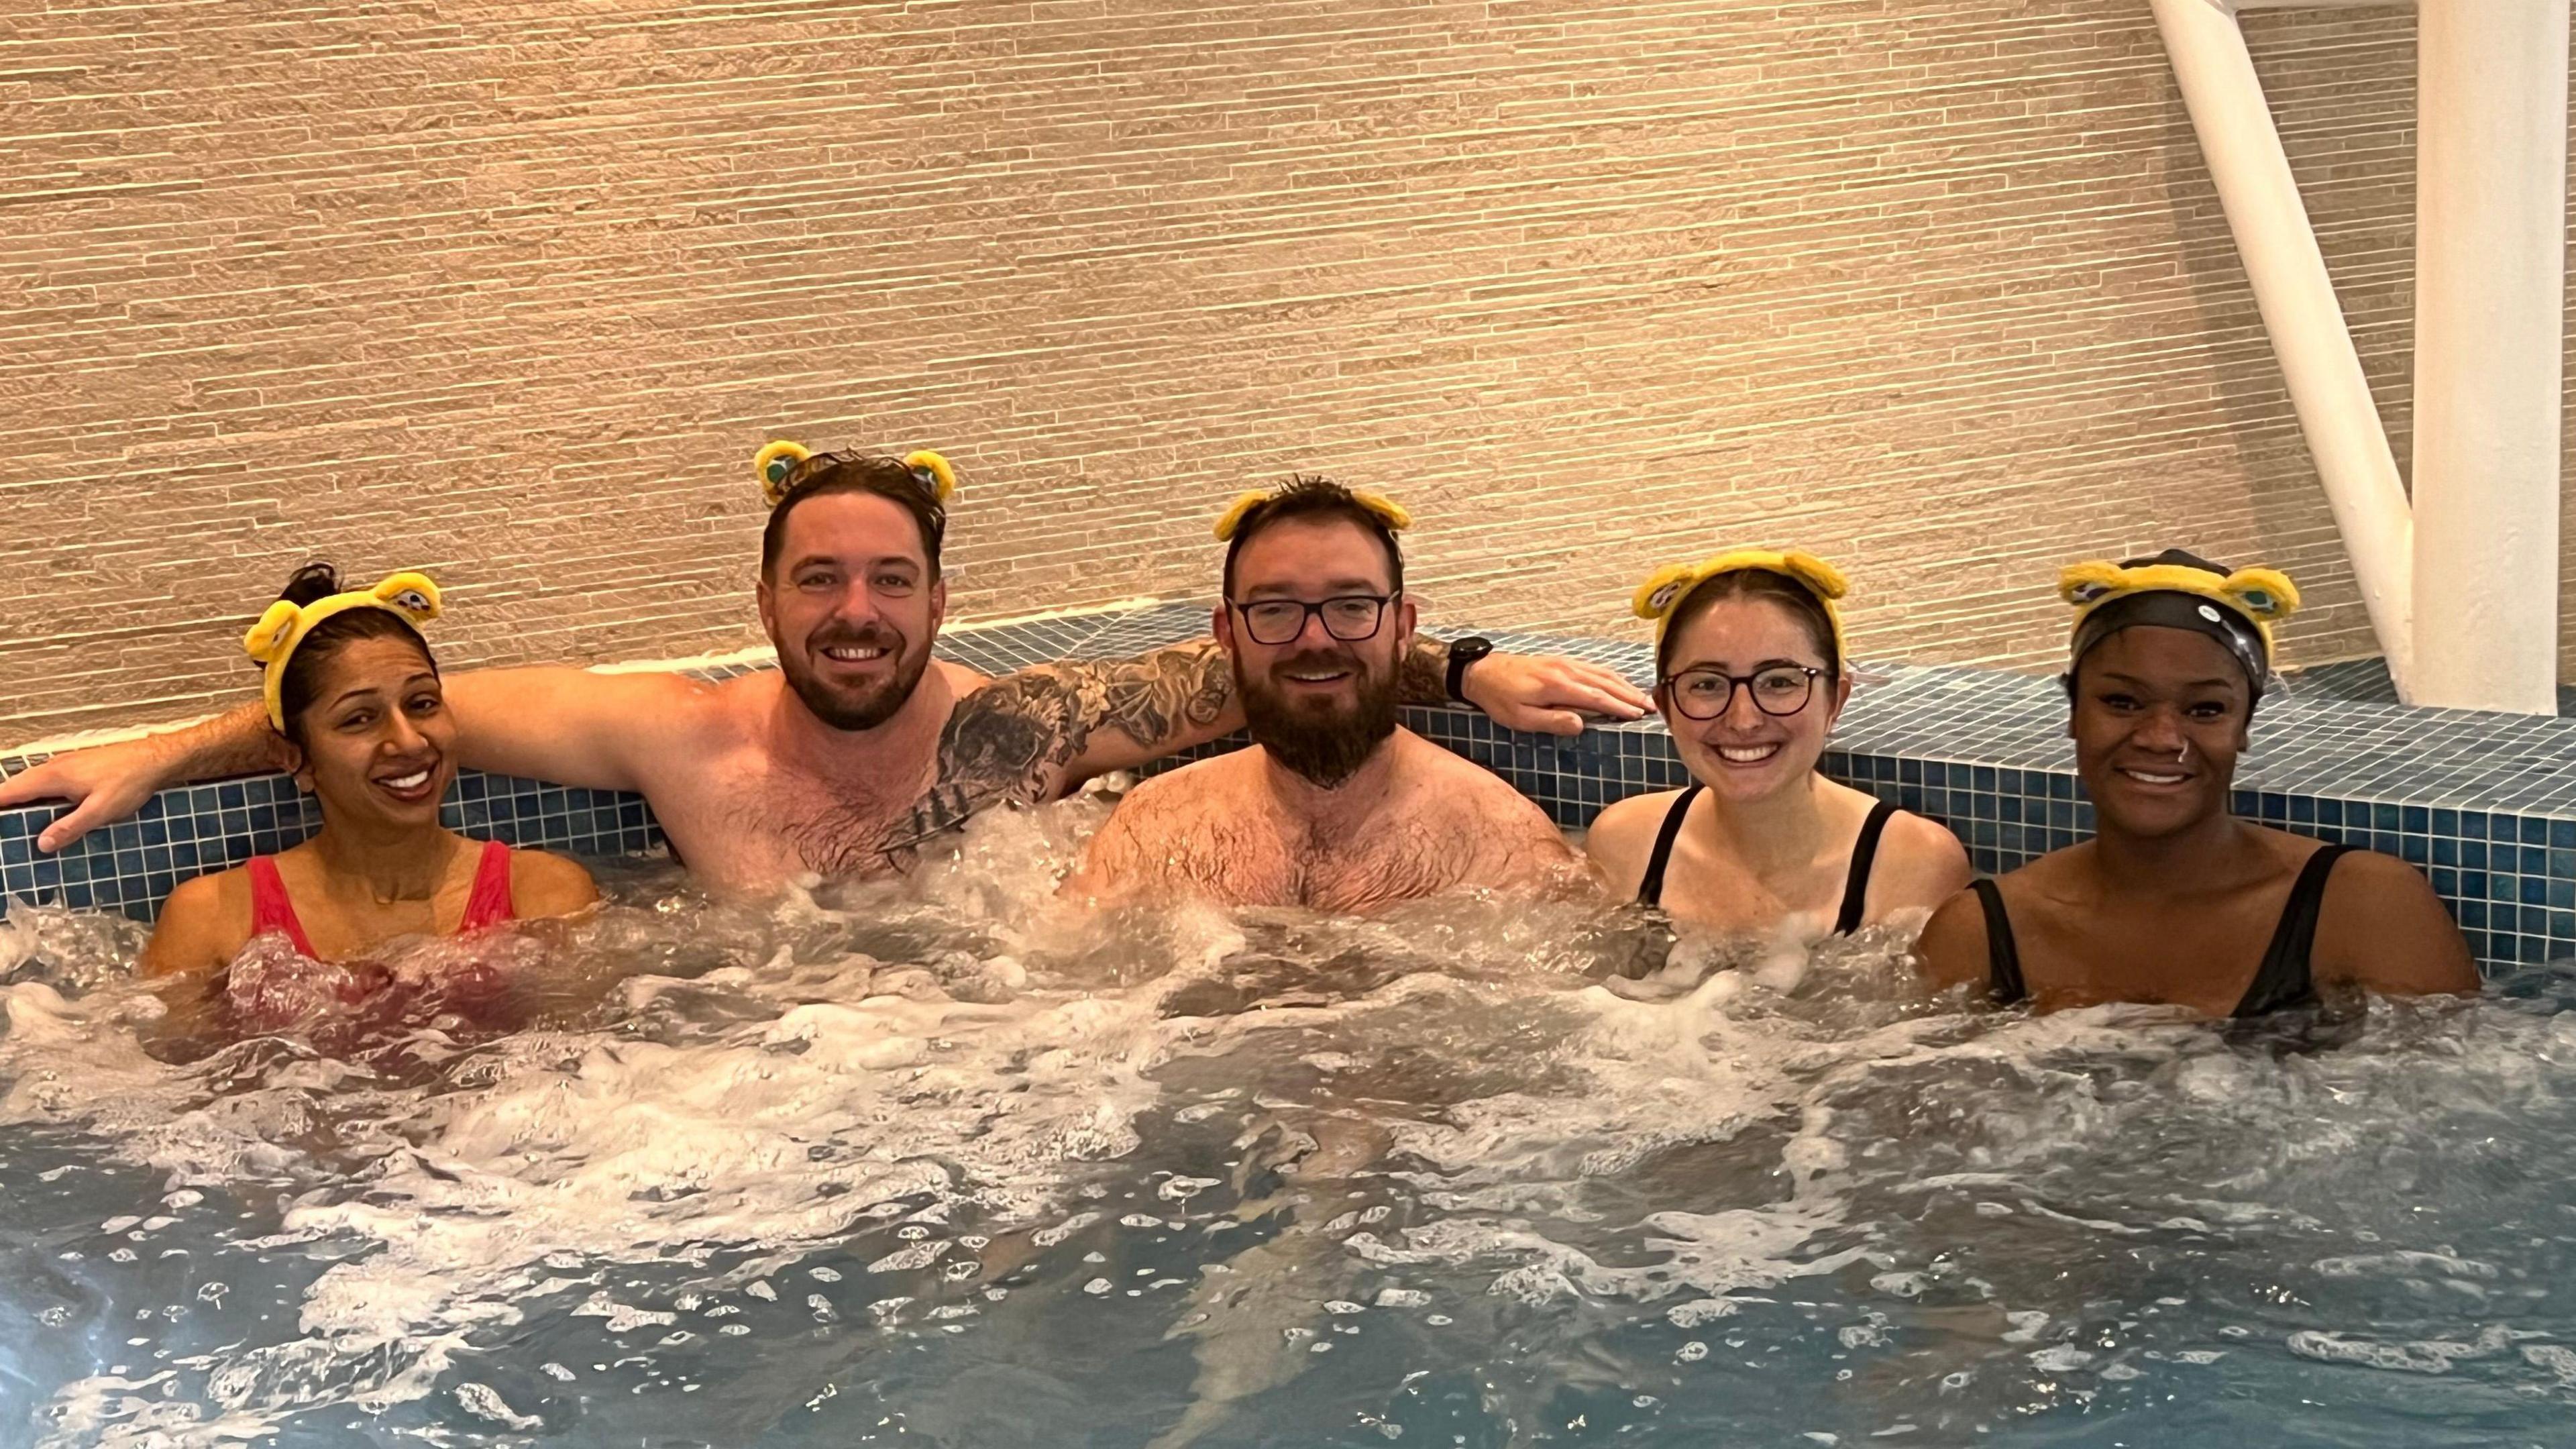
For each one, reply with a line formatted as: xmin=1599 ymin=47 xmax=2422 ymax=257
xmin=456 ymin=839 xmax=517 ymax=932
xmin=244 ymin=855 xmax=319 ymax=958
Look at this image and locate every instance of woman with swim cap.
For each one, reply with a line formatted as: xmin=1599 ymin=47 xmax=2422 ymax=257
xmin=1588 ymin=550 xmax=1971 ymax=936
xmin=1913 ymin=551 xmax=2477 ymax=1015
xmin=143 ymin=565 xmax=598 ymax=1026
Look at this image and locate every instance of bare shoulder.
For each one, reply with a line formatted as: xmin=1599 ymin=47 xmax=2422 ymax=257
xmin=1120 ymin=750 xmax=1246 ymax=807
xmin=1399 ymin=740 xmax=1580 ymax=892
xmin=140 ymin=868 xmax=251 ymax=979
xmin=164 ymin=866 xmax=250 ymax=920
xmin=589 ymin=668 xmax=751 ymax=761
xmin=1064 ymin=756 xmax=1246 ymax=900
xmin=694 ymin=668 xmax=773 ymax=722
xmin=509 ymin=848 xmax=600 ymax=919
xmin=1095 ymin=754 xmax=1249 ymax=837
xmin=2313 ymin=847 xmax=2480 ymax=997
xmin=1096 ymin=767 xmax=1188 ymax=833
xmin=1867 ymin=810 xmax=1975 ymax=917
xmin=1589 ymin=789 xmax=1686 ymax=845
xmin=1580 ymin=788 xmax=1686 ymax=893
xmin=1911 ymin=883 xmax=1994 ymax=997
xmin=1411 ymin=737 xmax=1554 ymax=828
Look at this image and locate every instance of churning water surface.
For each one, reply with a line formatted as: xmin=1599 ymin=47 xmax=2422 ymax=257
xmin=3 ymin=792 xmax=2575 ymax=1449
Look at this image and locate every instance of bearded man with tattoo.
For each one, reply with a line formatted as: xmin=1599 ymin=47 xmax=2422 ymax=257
xmin=1064 ymin=479 xmax=1590 ymax=912
xmin=1 ymin=445 xmax=1648 ymax=894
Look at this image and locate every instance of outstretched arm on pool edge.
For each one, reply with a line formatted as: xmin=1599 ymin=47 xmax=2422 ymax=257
xmin=0 ymin=665 xmax=690 ymax=853
xmin=0 ymin=702 xmax=288 ymax=854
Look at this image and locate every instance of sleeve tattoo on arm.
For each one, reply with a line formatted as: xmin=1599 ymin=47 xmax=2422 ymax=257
xmin=1082 ymin=639 xmax=1235 ymax=753
xmin=881 ymin=642 xmax=1234 ymax=859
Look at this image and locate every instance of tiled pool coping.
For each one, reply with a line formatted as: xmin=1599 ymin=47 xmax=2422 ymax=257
xmin=7 ymin=602 xmax=2576 ymax=971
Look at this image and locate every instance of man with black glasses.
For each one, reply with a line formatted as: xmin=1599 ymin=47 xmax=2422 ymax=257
xmin=1065 ymin=477 xmax=1585 ymax=911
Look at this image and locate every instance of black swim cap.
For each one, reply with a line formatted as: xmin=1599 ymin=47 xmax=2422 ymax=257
xmin=2063 ymin=549 xmax=2273 ymax=697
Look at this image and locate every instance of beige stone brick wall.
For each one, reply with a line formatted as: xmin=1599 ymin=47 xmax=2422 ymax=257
xmin=0 ymin=0 xmax=2526 ymax=743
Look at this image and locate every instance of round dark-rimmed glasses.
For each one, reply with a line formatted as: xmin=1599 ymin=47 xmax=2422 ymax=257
xmin=1662 ymin=665 xmax=1823 ymax=720
xmin=1226 ymin=594 xmax=1395 ymax=647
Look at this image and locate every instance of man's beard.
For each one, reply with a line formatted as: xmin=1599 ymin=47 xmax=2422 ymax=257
xmin=775 ymin=622 xmax=930 ymax=732
xmin=1237 ymin=647 xmax=1401 ymax=789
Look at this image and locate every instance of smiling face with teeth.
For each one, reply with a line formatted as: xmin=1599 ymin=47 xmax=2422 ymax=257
xmin=2068 ymin=626 xmax=2255 ymax=839
xmin=758 ymin=492 xmax=947 ymax=733
xmin=286 ymin=634 xmax=460 ymax=829
xmin=1657 ymin=592 xmax=1849 ymax=806
xmin=1216 ymin=515 xmax=1416 ymax=789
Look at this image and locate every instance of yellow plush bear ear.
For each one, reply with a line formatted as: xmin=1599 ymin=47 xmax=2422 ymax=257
xmin=2057 ymin=559 xmax=2129 ymax=608
xmin=242 ymin=600 xmax=303 ymax=665
xmin=2220 ymin=567 xmax=2301 ymax=621
xmin=1212 ymin=491 xmax=1269 ymax=542
xmin=754 ymin=439 xmax=812 ymax=508
xmin=901 ymin=449 xmax=959 ymax=503
xmin=368 ymin=571 xmax=443 ymax=625
xmin=1351 ymin=491 xmax=1413 ymax=533
xmin=1776 ymin=551 xmax=1850 ymax=602
xmin=1631 ymin=561 xmax=1707 ymax=621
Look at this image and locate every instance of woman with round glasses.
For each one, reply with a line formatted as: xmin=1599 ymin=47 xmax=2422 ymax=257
xmin=1587 ymin=550 xmax=1970 ymax=936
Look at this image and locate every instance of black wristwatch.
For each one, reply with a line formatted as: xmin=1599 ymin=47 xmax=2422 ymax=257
xmin=1445 ymin=636 xmax=1495 ymax=702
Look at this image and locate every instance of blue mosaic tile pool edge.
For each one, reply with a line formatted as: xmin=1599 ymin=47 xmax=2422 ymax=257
xmin=9 ymin=602 xmax=2576 ymax=972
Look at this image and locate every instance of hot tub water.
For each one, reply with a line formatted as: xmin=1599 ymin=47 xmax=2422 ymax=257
xmin=3 ymin=796 xmax=2573 ymax=1447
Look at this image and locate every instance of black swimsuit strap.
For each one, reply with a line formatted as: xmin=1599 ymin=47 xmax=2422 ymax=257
xmin=1635 ymin=784 xmax=1704 ymax=909
xmin=1970 ymin=877 xmax=2027 ymax=1005
xmin=2234 ymin=845 xmax=2351 ymax=1017
xmin=1833 ymin=800 xmax=1900 ymax=935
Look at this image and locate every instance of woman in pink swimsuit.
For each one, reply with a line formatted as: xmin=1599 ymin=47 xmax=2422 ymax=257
xmin=142 ymin=564 xmax=597 ymax=1029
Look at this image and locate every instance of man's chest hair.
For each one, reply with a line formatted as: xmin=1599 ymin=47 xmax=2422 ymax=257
xmin=1146 ymin=794 xmax=1471 ymax=908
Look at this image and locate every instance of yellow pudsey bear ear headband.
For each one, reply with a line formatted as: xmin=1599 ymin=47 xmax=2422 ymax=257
xmin=2057 ymin=551 xmax=2299 ymax=692
xmin=1212 ymin=487 xmax=1413 ymax=541
xmin=242 ymin=571 xmax=443 ymax=731
xmin=1630 ymin=548 xmax=1851 ymax=668
xmin=753 ymin=439 xmax=958 ymax=510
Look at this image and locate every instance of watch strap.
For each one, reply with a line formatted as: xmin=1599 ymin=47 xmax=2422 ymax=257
xmin=1445 ymin=637 xmax=1494 ymax=703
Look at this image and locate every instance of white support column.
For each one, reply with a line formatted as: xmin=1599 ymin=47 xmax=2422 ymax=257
xmin=2150 ymin=0 xmax=2419 ymax=695
xmin=2410 ymin=0 xmax=2569 ymax=714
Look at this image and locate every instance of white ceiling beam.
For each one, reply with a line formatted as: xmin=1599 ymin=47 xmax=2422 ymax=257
xmin=2149 ymin=0 xmax=2420 ymax=694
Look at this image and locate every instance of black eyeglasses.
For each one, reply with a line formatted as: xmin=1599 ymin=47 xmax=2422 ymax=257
xmin=1662 ymin=665 xmax=1823 ymax=720
xmin=1226 ymin=594 xmax=1396 ymax=647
